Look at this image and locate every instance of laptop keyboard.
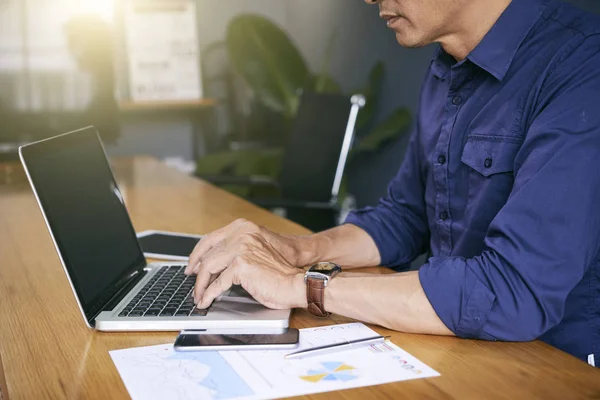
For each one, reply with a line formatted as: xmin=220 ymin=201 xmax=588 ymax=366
xmin=118 ymin=265 xmax=208 ymax=318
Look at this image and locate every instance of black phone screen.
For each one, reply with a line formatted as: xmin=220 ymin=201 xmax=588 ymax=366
xmin=175 ymin=329 xmax=300 ymax=348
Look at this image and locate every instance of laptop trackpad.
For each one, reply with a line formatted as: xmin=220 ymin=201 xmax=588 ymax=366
xmin=217 ymin=285 xmax=260 ymax=305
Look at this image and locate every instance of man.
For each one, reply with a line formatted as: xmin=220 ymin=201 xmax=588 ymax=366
xmin=185 ymin=0 xmax=600 ymax=365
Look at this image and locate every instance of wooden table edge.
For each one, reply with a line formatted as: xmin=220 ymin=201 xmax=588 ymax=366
xmin=119 ymin=99 xmax=218 ymax=112
xmin=0 ymin=351 xmax=9 ymax=400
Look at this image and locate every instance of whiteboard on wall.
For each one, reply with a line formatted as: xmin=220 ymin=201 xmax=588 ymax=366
xmin=123 ymin=0 xmax=202 ymax=101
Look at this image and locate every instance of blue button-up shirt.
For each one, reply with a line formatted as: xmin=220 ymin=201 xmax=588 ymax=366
xmin=346 ymin=0 xmax=600 ymax=365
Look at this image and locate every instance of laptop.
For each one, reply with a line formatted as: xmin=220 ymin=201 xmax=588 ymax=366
xmin=19 ymin=126 xmax=290 ymax=332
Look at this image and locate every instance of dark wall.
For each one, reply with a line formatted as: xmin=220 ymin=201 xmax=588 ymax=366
xmin=568 ymin=0 xmax=600 ymax=13
xmin=350 ymin=0 xmax=600 ymax=208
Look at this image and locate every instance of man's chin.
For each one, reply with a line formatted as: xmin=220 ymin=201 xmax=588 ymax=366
xmin=395 ymin=32 xmax=427 ymax=48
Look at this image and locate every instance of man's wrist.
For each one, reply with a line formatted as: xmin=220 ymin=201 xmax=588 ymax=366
xmin=290 ymin=272 xmax=308 ymax=309
xmin=293 ymin=235 xmax=321 ymax=267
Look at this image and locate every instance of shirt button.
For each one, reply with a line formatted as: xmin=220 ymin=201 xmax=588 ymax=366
xmin=452 ymin=96 xmax=462 ymax=105
xmin=439 ymin=211 xmax=449 ymax=221
xmin=484 ymin=157 xmax=493 ymax=168
xmin=437 ymin=154 xmax=446 ymax=165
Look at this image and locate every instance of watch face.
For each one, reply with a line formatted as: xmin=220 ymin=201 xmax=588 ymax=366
xmin=309 ymin=262 xmax=341 ymax=276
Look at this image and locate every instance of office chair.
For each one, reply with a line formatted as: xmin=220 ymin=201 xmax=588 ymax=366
xmin=200 ymin=91 xmax=365 ymax=232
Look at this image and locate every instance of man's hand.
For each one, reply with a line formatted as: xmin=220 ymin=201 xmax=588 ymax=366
xmin=185 ymin=219 xmax=304 ymax=278
xmin=187 ymin=229 xmax=306 ymax=310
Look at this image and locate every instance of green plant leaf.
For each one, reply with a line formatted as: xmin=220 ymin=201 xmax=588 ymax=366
xmin=196 ymin=148 xmax=283 ymax=177
xmin=196 ymin=148 xmax=284 ymax=198
xmin=308 ymin=73 xmax=341 ymax=94
xmin=355 ymin=61 xmax=385 ymax=131
xmin=315 ymin=29 xmax=338 ymax=92
xmin=352 ymin=107 xmax=411 ymax=155
xmin=195 ymin=150 xmax=241 ymax=175
xmin=226 ymin=14 xmax=309 ymax=119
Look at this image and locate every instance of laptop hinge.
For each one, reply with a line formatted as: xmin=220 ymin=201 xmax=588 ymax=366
xmin=90 ymin=269 xmax=148 ymax=324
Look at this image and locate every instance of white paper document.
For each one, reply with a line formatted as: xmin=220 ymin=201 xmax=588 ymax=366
xmin=110 ymin=323 xmax=439 ymax=400
xmin=124 ymin=0 xmax=202 ymax=101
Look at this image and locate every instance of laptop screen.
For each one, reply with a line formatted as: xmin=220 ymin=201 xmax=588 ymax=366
xmin=20 ymin=127 xmax=146 ymax=323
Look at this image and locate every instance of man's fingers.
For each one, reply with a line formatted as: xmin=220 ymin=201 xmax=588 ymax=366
xmin=186 ymin=233 xmax=219 ymax=274
xmin=187 ymin=226 xmax=231 ymax=274
xmin=192 ymin=243 xmax=237 ymax=301
xmin=193 ymin=268 xmax=212 ymax=304
xmin=198 ymin=267 xmax=236 ymax=309
xmin=186 ymin=219 xmax=255 ymax=274
xmin=187 ymin=220 xmax=242 ymax=273
xmin=195 ymin=239 xmax=238 ymax=274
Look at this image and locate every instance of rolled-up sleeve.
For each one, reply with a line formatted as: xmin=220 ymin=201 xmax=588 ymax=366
xmin=420 ymin=44 xmax=600 ymax=341
xmin=345 ymin=129 xmax=430 ymax=269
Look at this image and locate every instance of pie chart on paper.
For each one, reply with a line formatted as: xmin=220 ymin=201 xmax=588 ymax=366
xmin=300 ymin=362 xmax=360 ymax=383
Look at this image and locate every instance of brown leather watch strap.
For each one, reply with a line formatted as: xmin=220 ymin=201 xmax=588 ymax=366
xmin=306 ymin=277 xmax=328 ymax=317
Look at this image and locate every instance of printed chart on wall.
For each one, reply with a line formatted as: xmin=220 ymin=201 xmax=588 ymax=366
xmin=110 ymin=323 xmax=440 ymax=400
xmin=123 ymin=0 xmax=202 ymax=101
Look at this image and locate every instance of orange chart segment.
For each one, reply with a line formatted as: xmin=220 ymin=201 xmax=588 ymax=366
xmin=335 ymin=365 xmax=355 ymax=372
xmin=300 ymin=374 xmax=328 ymax=383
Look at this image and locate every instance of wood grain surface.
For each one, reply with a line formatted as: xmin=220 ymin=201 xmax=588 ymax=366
xmin=0 ymin=157 xmax=598 ymax=400
xmin=0 ymin=351 xmax=8 ymax=400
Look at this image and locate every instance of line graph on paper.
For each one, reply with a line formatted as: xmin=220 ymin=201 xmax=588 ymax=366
xmin=110 ymin=344 xmax=254 ymax=400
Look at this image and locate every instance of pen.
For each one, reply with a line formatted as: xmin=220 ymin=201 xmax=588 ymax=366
xmin=284 ymin=335 xmax=389 ymax=359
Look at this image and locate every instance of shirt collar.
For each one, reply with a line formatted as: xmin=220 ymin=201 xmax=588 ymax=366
xmin=467 ymin=0 xmax=548 ymax=81
xmin=430 ymin=47 xmax=453 ymax=80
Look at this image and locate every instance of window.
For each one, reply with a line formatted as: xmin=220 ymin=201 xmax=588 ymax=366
xmin=0 ymin=0 xmax=115 ymax=111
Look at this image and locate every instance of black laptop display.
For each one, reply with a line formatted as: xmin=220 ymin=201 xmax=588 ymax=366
xmin=20 ymin=127 xmax=146 ymax=323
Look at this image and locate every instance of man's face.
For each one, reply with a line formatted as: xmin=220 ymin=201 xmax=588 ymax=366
xmin=366 ymin=0 xmax=469 ymax=48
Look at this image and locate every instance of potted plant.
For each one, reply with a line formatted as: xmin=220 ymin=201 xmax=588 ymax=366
xmin=197 ymin=14 xmax=411 ymax=201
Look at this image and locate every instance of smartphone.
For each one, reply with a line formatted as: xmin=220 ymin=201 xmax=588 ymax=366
xmin=174 ymin=329 xmax=300 ymax=351
xmin=136 ymin=230 xmax=203 ymax=261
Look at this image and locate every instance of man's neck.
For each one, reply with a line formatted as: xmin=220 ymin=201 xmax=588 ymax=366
xmin=438 ymin=0 xmax=512 ymax=61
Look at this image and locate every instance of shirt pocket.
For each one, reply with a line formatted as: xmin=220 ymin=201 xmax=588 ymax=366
xmin=460 ymin=134 xmax=523 ymax=228
xmin=461 ymin=134 xmax=522 ymax=177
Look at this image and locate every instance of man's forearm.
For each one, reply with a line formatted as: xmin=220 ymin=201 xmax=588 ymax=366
xmin=324 ymin=271 xmax=454 ymax=336
xmin=288 ymin=223 xmax=451 ymax=334
xmin=294 ymin=224 xmax=382 ymax=268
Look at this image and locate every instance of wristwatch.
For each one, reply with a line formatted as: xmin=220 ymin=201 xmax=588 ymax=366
xmin=304 ymin=262 xmax=342 ymax=317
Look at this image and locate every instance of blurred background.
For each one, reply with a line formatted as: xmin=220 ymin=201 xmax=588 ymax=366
xmin=1 ymin=0 xmax=598 ymax=231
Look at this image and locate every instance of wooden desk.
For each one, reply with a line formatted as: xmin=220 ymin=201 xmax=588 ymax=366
xmin=0 ymin=351 xmax=7 ymax=400
xmin=0 ymin=157 xmax=599 ymax=399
